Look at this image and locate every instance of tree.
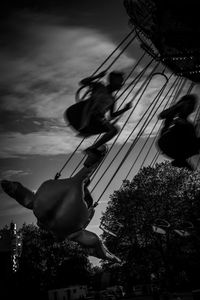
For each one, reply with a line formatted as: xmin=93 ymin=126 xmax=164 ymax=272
xmin=0 ymin=224 xmax=15 ymax=300
xmin=14 ymin=224 xmax=92 ymax=299
xmin=90 ymin=266 xmax=104 ymax=290
xmin=100 ymin=162 xmax=200 ymax=293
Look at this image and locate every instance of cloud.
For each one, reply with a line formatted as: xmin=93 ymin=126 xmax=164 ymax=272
xmin=0 ymin=111 xmax=162 ymax=158
xmin=0 ymin=77 xmax=171 ymax=159
xmin=1 ymin=169 xmax=31 ymax=179
xmin=0 ymin=130 xmax=80 ymax=158
xmin=0 ymin=203 xmax=28 ymax=217
xmin=0 ymin=17 xmax=151 ymax=158
xmin=1 ymin=11 xmax=198 ymax=160
xmin=0 ymin=21 xmax=135 ymax=120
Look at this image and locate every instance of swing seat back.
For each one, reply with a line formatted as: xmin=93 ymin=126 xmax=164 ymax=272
xmin=157 ymin=118 xmax=198 ymax=159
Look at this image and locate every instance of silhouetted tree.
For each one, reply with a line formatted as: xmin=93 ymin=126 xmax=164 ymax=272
xmin=101 ymin=162 xmax=200 ymax=293
xmin=14 ymin=224 xmax=92 ymax=299
xmin=90 ymin=266 xmax=103 ymax=290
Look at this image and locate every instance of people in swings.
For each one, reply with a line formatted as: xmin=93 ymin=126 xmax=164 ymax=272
xmin=65 ymin=70 xmax=132 ymax=155
xmin=157 ymin=93 xmax=199 ymax=170
xmin=1 ymin=145 xmax=121 ymax=263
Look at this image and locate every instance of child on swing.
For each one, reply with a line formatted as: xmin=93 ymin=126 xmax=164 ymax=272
xmin=158 ymin=93 xmax=199 ymax=170
xmin=67 ymin=70 xmax=132 ymax=156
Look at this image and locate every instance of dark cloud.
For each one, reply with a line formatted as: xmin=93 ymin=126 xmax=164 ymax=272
xmin=0 ymin=1 xmax=129 ymax=53
xmin=1 ymin=0 xmax=127 ymax=24
xmin=0 ymin=110 xmax=53 ymax=134
xmin=0 ymin=15 xmax=44 ymax=58
xmin=30 ymin=79 xmax=63 ymax=94
xmin=2 ymin=1 xmax=125 ymax=16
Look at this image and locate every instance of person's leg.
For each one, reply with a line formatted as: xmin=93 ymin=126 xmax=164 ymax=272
xmin=83 ymin=144 xmax=108 ymax=169
xmin=72 ymin=167 xmax=93 ymax=185
xmin=73 ymin=144 xmax=108 ymax=187
xmin=85 ymin=123 xmax=119 ymax=153
xmin=68 ymin=229 xmax=121 ymax=263
xmin=69 ymin=146 xmax=106 ymax=214
xmin=1 ymin=180 xmax=34 ymax=209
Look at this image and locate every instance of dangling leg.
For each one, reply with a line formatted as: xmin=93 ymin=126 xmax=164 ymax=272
xmin=67 ymin=144 xmax=107 ymax=219
xmin=73 ymin=144 xmax=108 ymax=186
xmin=1 ymin=180 xmax=34 ymax=209
xmin=68 ymin=229 xmax=121 ymax=263
xmin=85 ymin=122 xmax=119 ymax=155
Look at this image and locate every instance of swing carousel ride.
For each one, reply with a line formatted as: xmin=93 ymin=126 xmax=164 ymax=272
xmin=2 ymin=1 xmax=200 ymax=257
xmin=48 ymin=0 xmax=200 ymax=242
xmin=59 ymin=0 xmax=200 ymax=193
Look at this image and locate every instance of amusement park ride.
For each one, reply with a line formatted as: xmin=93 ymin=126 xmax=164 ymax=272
xmin=2 ymin=0 xmax=200 ymax=265
xmin=62 ymin=0 xmax=200 ymax=202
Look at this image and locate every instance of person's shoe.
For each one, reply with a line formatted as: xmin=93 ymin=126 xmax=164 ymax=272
xmin=106 ymin=249 xmax=122 ymax=264
xmin=84 ymin=144 xmax=108 ymax=168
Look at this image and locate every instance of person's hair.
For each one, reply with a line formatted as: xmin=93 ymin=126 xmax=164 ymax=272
xmin=177 ymin=93 xmax=198 ymax=114
xmin=178 ymin=93 xmax=197 ymax=106
xmin=108 ymin=71 xmax=124 ymax=83
xmin=159 ymin=93 xmax=198 ymax=120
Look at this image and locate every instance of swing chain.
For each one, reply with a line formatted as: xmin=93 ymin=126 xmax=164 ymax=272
xmin=54 ymin=172 xmax=61 ymax=180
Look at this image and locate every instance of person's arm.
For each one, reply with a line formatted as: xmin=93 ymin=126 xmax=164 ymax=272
xmin=79 ymin=70 xmax=107 ymax=86
xmin=158 ymin=107 xmax=174 ymax=120
xmin=109 ymin=101 xmax=132 ymax=119
xmin=68 ymin=229 xmax=121 ymax=262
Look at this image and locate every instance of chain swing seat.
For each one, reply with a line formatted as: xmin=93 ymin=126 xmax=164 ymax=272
xmin=100 ymin=220 xmax=124 ymax=238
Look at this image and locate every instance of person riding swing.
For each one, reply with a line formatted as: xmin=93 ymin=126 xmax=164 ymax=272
xmin=157 ymin=93 xmax=200 ymax=170
xmin=65 ymin=70 xmax=132 ymax=155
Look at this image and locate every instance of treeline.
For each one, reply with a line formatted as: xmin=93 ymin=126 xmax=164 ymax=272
xmin=1 ymin=161 xmax=200 ymax=299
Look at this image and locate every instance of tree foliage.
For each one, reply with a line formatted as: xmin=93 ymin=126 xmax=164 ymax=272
xmin=12 ymin=224 xmax=93 ymax=299
xmin=101 ymin=162 xmax=200 ymax=292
